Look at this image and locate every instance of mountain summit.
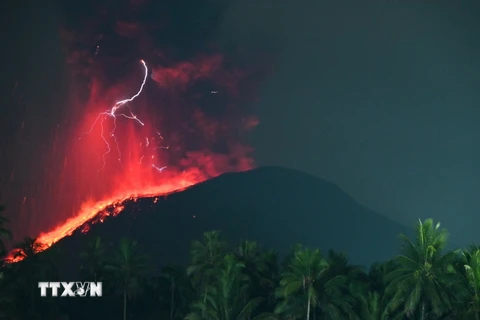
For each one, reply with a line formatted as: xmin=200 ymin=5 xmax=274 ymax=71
xmin=54 ymin=166 xmax=409 ymax=272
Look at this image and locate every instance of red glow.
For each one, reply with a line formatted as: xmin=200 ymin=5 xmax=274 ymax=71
xmin=5 ymin=53 xmax=259 ymax=263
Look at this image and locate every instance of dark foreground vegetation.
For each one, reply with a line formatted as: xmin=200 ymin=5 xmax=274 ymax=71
xmin=1 ymin=205 xmax=480 ymax=320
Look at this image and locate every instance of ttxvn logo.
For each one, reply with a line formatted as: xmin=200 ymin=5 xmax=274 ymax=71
xmin=38 ymin=282 xmax=102 ymax=297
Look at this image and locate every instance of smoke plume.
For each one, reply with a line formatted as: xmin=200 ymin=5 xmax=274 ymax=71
xmin=8 ymin=0 xmax=267 ymax=242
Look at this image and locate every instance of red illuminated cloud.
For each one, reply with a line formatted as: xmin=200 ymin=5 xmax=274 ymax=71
xmin=151 ymin=55 xmax=224 ymax=91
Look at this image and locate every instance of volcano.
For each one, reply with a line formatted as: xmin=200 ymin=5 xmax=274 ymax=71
xmin=45 ymin=166 xmax=409 ymax=275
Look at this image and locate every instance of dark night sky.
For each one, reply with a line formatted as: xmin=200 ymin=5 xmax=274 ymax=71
xmin=1 ymin=1 xmax=480 ymax=246
xmin=221 ymin=0 xmax=480 ymax=244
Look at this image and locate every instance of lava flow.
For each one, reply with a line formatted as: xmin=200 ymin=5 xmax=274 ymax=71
xmin=5 ymin=57 xmax=251 ymax=263
xmin=6 ymin=174 xmax=204 ymax=263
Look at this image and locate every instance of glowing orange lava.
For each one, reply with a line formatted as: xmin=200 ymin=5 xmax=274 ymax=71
xmin=5 ymin=173 xmax=205 ymax=263
xmin=38 ymin=180 xmax=201 ymax=247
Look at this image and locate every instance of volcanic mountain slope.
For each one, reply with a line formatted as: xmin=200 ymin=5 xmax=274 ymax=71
xmin=53 ymin=166 xmax=410 ymax=274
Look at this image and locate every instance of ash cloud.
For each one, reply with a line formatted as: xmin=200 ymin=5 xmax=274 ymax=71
xmin=58 ymin=0 xmax=264 ymax=173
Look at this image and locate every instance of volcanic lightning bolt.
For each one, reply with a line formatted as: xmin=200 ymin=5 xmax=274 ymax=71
xmin=81 ymin=60 xmax=155 ymax=170
xmin=5 ymin=59 xmax=188 ymax=263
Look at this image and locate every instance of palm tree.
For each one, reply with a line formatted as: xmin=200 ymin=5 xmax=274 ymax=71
xmin=187 ymin=231 xmax=227 ymax=317
xmin=261 ymin=249 xmax=281 ymax=307
xmin=237 ymin=240 xmax=266 ymax=277
xmin=448 ymin=247 xmax=480 ymax=319
xmin=384 ymin=219 xmax=455 ymax=319
xmin=325 ymin=250 xmax=365 ymax=280
xmin=80 ymin=235 xmax=106 ymax=281
xmin=237 ymin=242 xmax=276 ymax=290
xmin=158 ymin=265 xmax=193 ymax=320
xmin=368 ymin=260 xmax=400 ymax=295
xmin=275 ymin=245 xmax=328 ymax=320
xmin=351 ymin=290 xmax=384 ymax=320
xmin=185 ymin=253 xmax=263 ymax=320
xmin=187 ymin=230 xmax=227 ymax=284
xmin=349 ymin=260 xmax=399 ymax=320
xmin=236 ymin=241 xmax=280 ymax=314
xmin=35 ymin=245 xmax=63 ymax=319
xmin=105 ymin=237 xmax=150 ymax=320
xmin=312 ymin=251 xmax=358 ymax=319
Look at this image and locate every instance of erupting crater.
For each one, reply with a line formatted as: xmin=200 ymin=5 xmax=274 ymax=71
xmin=6 ymin=56 xmax=255 ymax=262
